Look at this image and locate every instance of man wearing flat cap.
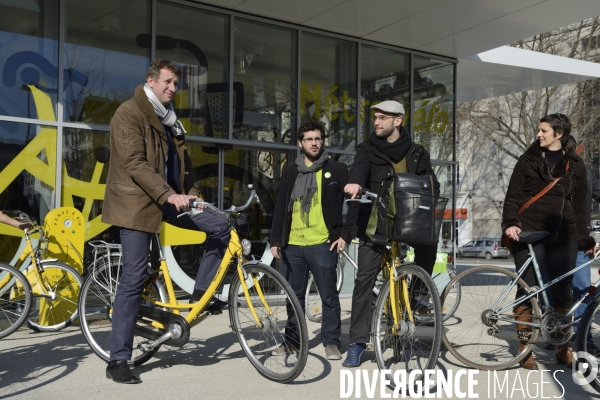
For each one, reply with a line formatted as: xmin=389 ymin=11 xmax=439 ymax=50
xmin=341 ymin=100 xmax=440 ymax=367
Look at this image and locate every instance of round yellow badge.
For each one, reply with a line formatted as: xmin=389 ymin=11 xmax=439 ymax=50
xmin=324 ymin=172 xmax=331 ymax=178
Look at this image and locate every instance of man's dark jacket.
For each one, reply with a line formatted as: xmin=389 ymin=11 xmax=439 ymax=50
xmin=346 ymin=130 xmax=440 ymax=239
xmin=271 ymin=159 xmax=353 ymax=247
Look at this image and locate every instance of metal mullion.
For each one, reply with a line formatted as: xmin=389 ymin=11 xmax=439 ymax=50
xmin=409 ymin=52 xmax=414 ymax=140
xmin=356 ymin=42 xmax=361 ymax=145
xmin=228 ymin=14 xmax=234 ymax=141
xmin=218 ymin=148 xmax=225 ymax=208
xmin=55 ymin=0 xmax=66 ymax=208
xmin=151 ymin=0 xmax=157 ymax=61
xmin=0 ymin=115 xmax=60 ymax=126
xmin=296 ymin=29 xmax=301 ymax=140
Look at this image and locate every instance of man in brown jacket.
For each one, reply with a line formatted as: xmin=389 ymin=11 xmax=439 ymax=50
xmin=102 ymin=60 xmax=230 ymax=384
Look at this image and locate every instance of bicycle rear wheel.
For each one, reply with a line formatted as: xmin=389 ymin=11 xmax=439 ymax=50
xmin=442 ymin=265 xmax=541 ymax=370
xmin=78 ymin=256 xmax=166 ymax=366
xmin=576 ymin=293 xmax=600 ymax=392
xmin=372 ymin=263 xmax=442 ymax=391
xmin=305 ymin=256 xmax=344 ymax=323
xmin=0 ymin=262 xmax=32 ymax=339
xmin=26 ymin=261 xmax=83 ymax=331
xmin=229 ymin=262 xmax=308 ymax=383
xmin=433 ymin=263 xmax=461 ymax=322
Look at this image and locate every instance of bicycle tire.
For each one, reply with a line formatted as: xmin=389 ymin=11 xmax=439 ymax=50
xmin=79 ymin=256 xmax=166 ymax=366
xmin=576 ymin=292 xmax=600 ymax=392
xmin=26 ymin=261 xmax=83 ymax=332
xmin=441 ymin=265 xmax=541 ymax=370
xmin=229 ymin=262 xmax=308 ymax=383
xmin=372 ymin=263 xmax=442 ymax=390
xmin=305 ymin=256 xmax=344 ymax=323
xmin=433 ymin=263 xmax=461 ymax=322
xmin=0 ymin=262 xmax=33 ymax=339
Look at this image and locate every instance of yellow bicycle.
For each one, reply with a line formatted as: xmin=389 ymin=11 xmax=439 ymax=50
xmin=78 ymin=186 xmax=309 ymax=383
xmin=1 ymin=210 xmax=82 ymax=332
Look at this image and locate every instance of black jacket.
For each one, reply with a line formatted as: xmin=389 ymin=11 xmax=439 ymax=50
xmin=502 ymin=136 xmax=595 ymax=250
xmin=346 ymin=132 xmax=440 ymax=239
xmin=585 ymin=165 xmax=600 ymax=229
xmin=271 ymin=159 xmax=353 ymax=247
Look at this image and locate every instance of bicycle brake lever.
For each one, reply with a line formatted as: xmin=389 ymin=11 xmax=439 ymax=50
xmin=177 ymin=208 xmax=203 ymax=218
xmin=346 ymin=195 xmax=372 ymax=204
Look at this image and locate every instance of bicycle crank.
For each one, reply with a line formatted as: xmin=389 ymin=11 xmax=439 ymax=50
xmin=135 ymin=306 xmax=191 ymax=348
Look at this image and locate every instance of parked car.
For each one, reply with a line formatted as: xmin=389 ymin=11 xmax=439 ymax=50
xmin=457 ymin=238 xmax=509 ymax=259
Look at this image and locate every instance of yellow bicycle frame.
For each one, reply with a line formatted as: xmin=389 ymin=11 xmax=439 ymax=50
xmin=139 ymin=230 xmax=272 ymax=330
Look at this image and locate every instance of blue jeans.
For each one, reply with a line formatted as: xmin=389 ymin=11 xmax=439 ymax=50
xmin=573 ymin=251 xmax=593 ymax=341
xmin=110 ymin=208 xmax=229 ymax=361
xmin=282 ymin=242 xmax=341 ymax=348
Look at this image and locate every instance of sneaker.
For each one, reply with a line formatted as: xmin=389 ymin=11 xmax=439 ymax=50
xmin=325 ymin=344 xmax=342 ymax=360
xmin=271 ymin=343 xmax=298 ymax=356
xmin=342 ymin=343 xmax=365 ymax=367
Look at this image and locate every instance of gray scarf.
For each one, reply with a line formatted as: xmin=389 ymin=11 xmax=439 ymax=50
xmin=143 ymin=83 xmax=186 ymax=136
xmin=288 ymin=151 xmax=329 ymax=225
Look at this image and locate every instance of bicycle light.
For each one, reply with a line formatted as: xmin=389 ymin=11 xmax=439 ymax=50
xmin=241 ymin=239 xmax=252 ymax=256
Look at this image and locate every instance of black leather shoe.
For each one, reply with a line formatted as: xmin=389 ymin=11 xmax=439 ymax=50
xmin=106 ymin=360 xmax=141 ymax=384
xmin=189 ymin=290 xmax=228 ymax=313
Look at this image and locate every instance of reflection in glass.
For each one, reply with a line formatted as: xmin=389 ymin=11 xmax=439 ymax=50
xmin=65 ymin=0 xmax=150 ymax=124
xmin=233 ymin=19 xmax=297 ymax=143
xmin=187 ymin=144 xmax=220 ymax=206
xmin=156 ymin=1 xmax=229 ymax=137
xmin=0 ymin=123 xmax=56 ymax=261
xmin=63 ymin=129 xmax=110 ymax=221
xmin=360 ymin=45 xmax=410 ymax=142
xmin=0 ymin=0 xmax=59 ymax=120
xmin=413 ymin=57 xmax=454 ymax=161
xmin=301 ymin=33 xmax=356 ymax=150
xmin=433 ymin=164 xmax=454 ymax=244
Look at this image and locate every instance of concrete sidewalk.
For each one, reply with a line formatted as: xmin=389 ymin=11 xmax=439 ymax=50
xmin=0 ymin=298 xmax=598 ymax=400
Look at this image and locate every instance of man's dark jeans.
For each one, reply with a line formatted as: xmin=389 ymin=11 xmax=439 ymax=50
xmin=282 ymin=242 xmax=341 ymax=348
xmin=109 ymin=207 xmax=229 ymax=361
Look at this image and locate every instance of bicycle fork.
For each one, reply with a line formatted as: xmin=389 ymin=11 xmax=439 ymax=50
xmin=236 ymin=261 xmax=274 ymax=330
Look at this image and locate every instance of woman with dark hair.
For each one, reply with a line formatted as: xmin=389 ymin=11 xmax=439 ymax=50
xmin=502 ymin=113 xmax=596 ymax=370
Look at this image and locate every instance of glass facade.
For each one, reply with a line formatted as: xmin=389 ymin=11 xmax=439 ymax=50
xmin=0 ymin=0 xmax=456 ymax=263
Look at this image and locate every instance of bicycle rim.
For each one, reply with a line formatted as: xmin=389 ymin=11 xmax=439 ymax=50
xmin=26 ymin=261 xmax=82 ymax=332
xmin=305 ymin=274 xmax=322 ymax=323
xmin=0 ymin=263 xmax=32 ymax=339
xmin=441 ymin=265 xmax=540 ymax=370
xmin=372 ymin=263 xmax=442 ymax=391
xmin=229 ymin=262 xmax=308 ymax=383
xmin=435 ymin=264 xmax=460 ymax=322
xmin=78 ymin=257 xmax=163 ymax=366
xmin=576 ymin=294 xmax=600 ymax=392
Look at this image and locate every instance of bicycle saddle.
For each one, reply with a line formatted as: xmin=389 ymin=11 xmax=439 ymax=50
xmin=517 ymin=231 xmax=550 ymax=243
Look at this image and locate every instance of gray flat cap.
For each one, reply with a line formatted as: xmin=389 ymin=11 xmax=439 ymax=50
xmin=370 ymin=100 xmax=405 ymax=115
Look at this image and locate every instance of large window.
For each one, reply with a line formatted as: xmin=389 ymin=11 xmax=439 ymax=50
xmin=413 ymin=56 xmax=454 ymax=161
xmin=156 ymin=1 xmax=230 ymax=137
xmin=233 ymin=18 xmax=297 ymax=143
xmin=0 ymin=0 xmax=59 ymax=121
xmin=64 ymin=0 xmax=151 ymax=124
xmin=360 ymin=45 xmax=410 ymax=142
xmin=301 ymin=32 xmax=357 ymax=150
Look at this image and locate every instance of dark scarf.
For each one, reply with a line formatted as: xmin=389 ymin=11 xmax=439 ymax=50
xmin=288 ymin=151 xmax=330 ymax=225
xmin=368 ymin=127 xmax=412 ymax=163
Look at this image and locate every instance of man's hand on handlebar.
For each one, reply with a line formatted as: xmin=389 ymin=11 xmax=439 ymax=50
xmin=168 ymin=194 xmax=205 ymax=212
xmin=344 ymin=183 xmax=362 ymax=199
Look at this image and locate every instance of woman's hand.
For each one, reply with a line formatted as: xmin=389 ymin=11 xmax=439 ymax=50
xmin=505 ymin=226 xmax=521 ymax=241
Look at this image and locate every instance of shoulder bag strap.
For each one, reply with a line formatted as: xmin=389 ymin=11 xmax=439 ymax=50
xmin=518 ymin=143 xmax=584 ymax=214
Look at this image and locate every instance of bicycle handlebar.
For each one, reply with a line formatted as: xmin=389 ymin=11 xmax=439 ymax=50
xmin=345 ymin=189 xmax=379 ymax=204
xmin=178 ymin=184 xmax=265 ymax=218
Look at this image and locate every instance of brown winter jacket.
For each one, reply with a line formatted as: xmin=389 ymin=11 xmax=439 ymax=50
xmin=502 ymin=136 xmax=595 ymax=251
xmin=102 ymin=85 xmax=199 ymax=233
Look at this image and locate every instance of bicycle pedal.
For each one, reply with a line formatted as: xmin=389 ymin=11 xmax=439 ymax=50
xmin=209 ymin=310 xmax=223 ymax=316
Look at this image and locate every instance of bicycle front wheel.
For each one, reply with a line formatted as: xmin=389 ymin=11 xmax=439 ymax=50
xmin=229 ymin=262 xmax=308 ymax=383
xmin=0 ymin=262 xmax=32 ymax=339
xmin=576 ymin=293 xmax=600 ymax=392
xmin=78 ymin=257 xmax=166 ymax=366
xmin=372 ymin=263 xmax=442 ymax=390
xmin=305 ymin=257 xmax=344 ymax=323
xmin=442 ymin=265 xmax=541 ymax=370
xmin=433 ymin=263 xmax=461 ymax=322
xmin=26 ymin=261 xmax=82 ymax=331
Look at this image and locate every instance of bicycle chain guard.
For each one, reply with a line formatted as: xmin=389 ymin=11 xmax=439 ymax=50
xmin=540 ymin=312 xmax=572 ymax=346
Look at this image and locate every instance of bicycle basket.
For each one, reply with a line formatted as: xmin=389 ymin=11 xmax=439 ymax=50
xmin=387 ymin=173 xmax=448 ymax=246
